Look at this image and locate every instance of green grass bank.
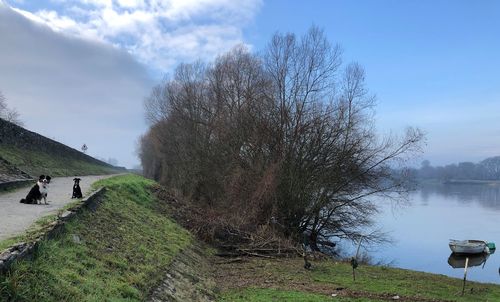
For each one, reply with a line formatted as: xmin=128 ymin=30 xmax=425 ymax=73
xmin=0 ymin=145 xmax=120 ymax=177
xmin=214 ymin=256 xmax=500 ymax=302
xmin=0 ymin=118 xmax=122 ymax=178
xmin=0 ymin=174 xmax=192 ymax=301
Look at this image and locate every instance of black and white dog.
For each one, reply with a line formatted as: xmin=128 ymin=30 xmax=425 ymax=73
xmin=42 ymin=175 xmax=51 ymax=203
xmin=20 ymin=175 xmax=51 ymax=205
xmin=72 ymin=178 xmax=82 ymax=199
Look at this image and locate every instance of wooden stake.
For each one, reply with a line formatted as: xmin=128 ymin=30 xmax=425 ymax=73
xmin=462 ymin=257 xmax=469 ymax=296
xmin=352 ymin=237 xmax=363 ymax=282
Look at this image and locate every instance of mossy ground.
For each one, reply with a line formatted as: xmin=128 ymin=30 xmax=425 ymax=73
xmin=213 ymin=256 xmax=500 ymax=302
xmin=0 ymin=174 xmax=192 ymax=301
xmin=220 ymin=288 xmax=386 ymax=302
xmin=0 ymin=145 xmax=120 ymax=177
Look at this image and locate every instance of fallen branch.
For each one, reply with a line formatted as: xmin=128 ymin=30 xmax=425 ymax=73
xmin=214 ymin=257 xmax=244 ymax=264
xmin=239 ymin=251 xmax=275 ymax=258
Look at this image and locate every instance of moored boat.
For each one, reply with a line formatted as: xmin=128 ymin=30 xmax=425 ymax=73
xmin=449 ymin=239 xmax=490 ymax=254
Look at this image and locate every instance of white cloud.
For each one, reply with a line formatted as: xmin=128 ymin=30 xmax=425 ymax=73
xmin=0 ymin=0 xmax=262 ymax=167
xmin=116 ymin=0 xmax=144 ymax=9
xmin=36 ymin=10 xmax=79 ymax=30
xmin=6 ymin=0 xmax=262 ymax=71
xmin=0 ymin=4 xmax=154 ymax=167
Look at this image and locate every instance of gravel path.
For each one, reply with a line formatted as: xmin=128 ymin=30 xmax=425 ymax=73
xmin=0 ymin=175 xmax=116 ymax=241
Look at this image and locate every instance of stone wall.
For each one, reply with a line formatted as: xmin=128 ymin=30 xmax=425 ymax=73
xmin=0 ymin=156 xmax=32 ymax=183
xmin=0 ymin=179 xmax=33 ymax=192
xmin=148 ymin=243 xmax=217 ymax=302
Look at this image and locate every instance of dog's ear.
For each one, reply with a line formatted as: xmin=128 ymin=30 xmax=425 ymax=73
xmin=46 ymin=176 xmax=51 ymax=183
xmin=39 ymin=175 xmax=45 ymax=181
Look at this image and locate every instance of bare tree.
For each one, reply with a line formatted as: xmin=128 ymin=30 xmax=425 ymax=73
xmin=139 ymin=27 xmax=424 ymax=250
xmin=0 ymin=92 xmax=6 ymax=112
xmin=260 ymin=28 xmax=424 ymax=247
xmin=0 ymin=91 xmax=24 ymax=126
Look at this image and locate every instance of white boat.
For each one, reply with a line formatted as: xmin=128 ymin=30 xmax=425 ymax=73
xmin=449 ymin=239 xmax=489 ymax=254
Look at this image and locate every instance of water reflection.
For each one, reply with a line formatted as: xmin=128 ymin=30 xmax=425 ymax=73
xmin=372 ymin=183 xmax=500 ymax=283
xmin=418 ymin=183 xmax=500 ymax=210
xmin=448 ymin=253 xmax=489 ymax=269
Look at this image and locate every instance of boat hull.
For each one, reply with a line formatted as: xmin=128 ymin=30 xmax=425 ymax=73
xmin=449 ymin=239 xmax=487 ymax=254
xmin=448 ymin=252 xmax=489 ymax=268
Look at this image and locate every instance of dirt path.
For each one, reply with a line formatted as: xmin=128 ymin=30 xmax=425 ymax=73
xmin=0 ymin=175 xmax=116 ymax=241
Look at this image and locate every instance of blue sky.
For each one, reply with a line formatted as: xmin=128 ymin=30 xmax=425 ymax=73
xmin=1 ymin=0 xmax=499 ymax=167
xmin=247 ymin=0 xmax=500 ymax=165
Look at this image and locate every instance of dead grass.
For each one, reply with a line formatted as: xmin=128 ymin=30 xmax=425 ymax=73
xmin=211 ymin=256 xmax=500 ymax=302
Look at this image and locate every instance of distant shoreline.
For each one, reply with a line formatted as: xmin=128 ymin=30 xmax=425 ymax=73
xmin=416 ymin=179 xmax=500 ymax=186
xmin=442 ymin=179 xmax=500 ymax=185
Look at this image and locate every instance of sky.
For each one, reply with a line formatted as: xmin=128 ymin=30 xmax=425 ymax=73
xmin=0 ymin=0 xmax=499 ymax=168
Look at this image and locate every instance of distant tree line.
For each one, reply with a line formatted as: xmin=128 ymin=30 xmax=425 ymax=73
xmin=412 ymin=157 xmax=500 ymax=181
xmin=139 ymin=27 xmax=423 ymax=251
xmin=96 ymin=156 xmax=119 ymax=166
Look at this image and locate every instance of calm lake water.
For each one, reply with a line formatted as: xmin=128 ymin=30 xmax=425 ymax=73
xmin=367 ymin=183 xmax=500 ymax=284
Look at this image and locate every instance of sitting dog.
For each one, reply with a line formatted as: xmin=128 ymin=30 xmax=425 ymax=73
xmin=41 ymin=175 xmax=51 ymax=204
xmin=20 ymin=175 xmax=51 ymax=205
xmin=72 ymin=178 xmax=82 ymax=198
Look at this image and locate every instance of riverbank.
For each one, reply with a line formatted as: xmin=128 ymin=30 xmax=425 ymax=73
xmin=2 ymin=174 xmax=500 ymax=301
xmin=213 ymin=256 xmax=500 ymax=301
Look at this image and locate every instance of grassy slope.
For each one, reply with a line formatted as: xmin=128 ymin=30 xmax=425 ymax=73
xmin=0 ymin=145 xmax=120 ymax=177
xmin=0 ymin=174 xmax=192 ymax=301
xmin=214 ymin=256 xmax=500 ymax=302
